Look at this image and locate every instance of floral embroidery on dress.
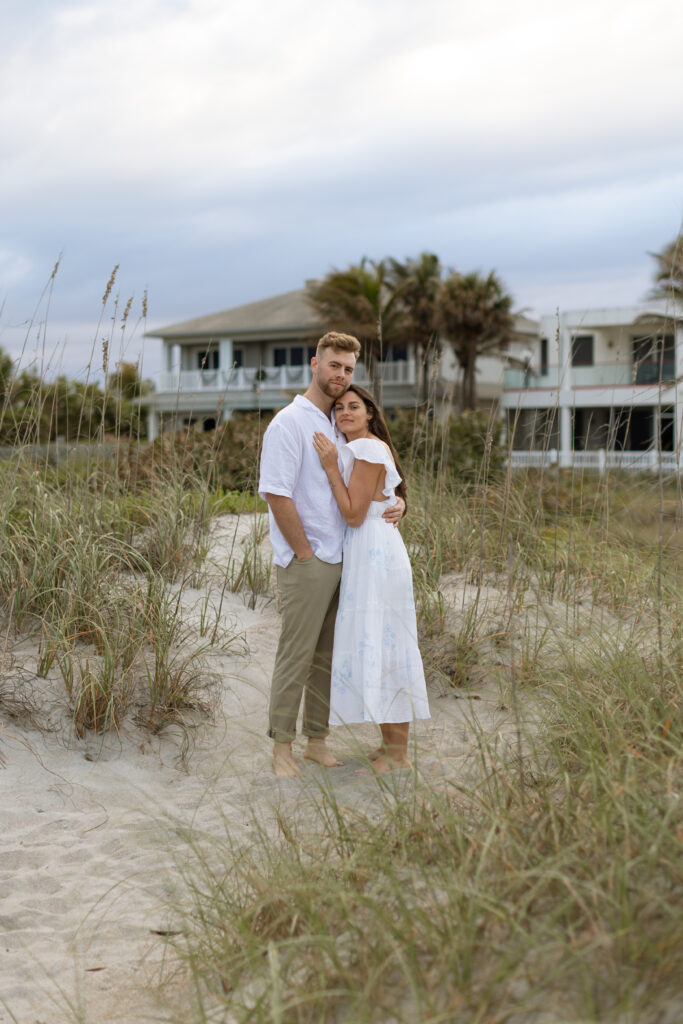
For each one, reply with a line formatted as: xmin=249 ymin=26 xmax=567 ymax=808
xmin=367 ymin=546 xmax=383 ymax=566
xmin=332 ymin=656 xmax=353 ymax=693
xmin=382 ymin=624 xmax=397 ymax=651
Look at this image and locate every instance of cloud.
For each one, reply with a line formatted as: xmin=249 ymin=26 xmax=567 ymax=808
xmin=3 ymin=0 xmax=682 ymax=201
xmin=1 ymin=0 xmax=682 ymax=375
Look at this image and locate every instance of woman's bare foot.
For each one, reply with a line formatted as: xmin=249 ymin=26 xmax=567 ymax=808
xmin=375 ymin=725 xmax=410 ymax=773
xmin=272 ymin=742 xmax=300 ymax=777
xmin=303 ymin=738 xmax=344 ymax=767
xmin=372 ymin=755 xmax=411 ymax=774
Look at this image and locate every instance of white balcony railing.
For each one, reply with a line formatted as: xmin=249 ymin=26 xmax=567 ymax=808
xmin=508 ymin=449 xmax=681 ymax=473
xmin=504 ymin=361 xmax=677 ymax=390
xmin=156 ymin=359 xmax=416 ymax=393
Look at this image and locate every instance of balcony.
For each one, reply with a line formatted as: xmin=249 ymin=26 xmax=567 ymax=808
xmin=156 ymin=359 xmax=417 ymax=394
xmin=508 ymin=449 xmax=681 ymax=474
xmin=504 ymin=361 xmax=676 ymax=391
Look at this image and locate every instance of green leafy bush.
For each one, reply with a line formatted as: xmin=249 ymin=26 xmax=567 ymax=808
xmin=390 ymin=407 xmax=503 ymax=484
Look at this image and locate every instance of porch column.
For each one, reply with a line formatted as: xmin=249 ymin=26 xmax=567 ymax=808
xmin=219 ymin=337 xmax=234 ymax=374
xmin=164 ymin=340 xmax=174 ymax=372
xmin=148 ymin=408 xmax=158 ymax=442
xmin=558 ymin=316 xmax=573 ymax=468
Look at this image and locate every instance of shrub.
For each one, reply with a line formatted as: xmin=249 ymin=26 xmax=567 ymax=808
xmin=390 ymin=407 xmax=504 ymax=484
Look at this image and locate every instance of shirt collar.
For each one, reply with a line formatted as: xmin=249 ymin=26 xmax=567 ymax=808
xmin=294 ymin=393 xmax=332 ymax=424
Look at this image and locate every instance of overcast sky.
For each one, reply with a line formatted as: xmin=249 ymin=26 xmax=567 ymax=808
xmin=2 ymin=0 xmax=682 ymax=379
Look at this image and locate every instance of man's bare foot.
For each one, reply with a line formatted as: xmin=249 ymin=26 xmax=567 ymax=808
xmin=273 ymin=742 xmax=300 ymax=778
xmin=303 ymin=738 xmax=344 ymax=767
xmin=368 ymin=746 xmax=386 ymax=762
xmin=372 ymin=755 xmax=411 ymax=774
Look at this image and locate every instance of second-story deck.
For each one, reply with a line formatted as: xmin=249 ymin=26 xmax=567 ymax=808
xmin=156 ymin=359 xmax=416 ymax=394
xmin=502 ymin=360 xmax=680 ymax=413
xmin=146 ymin=360 xmax=423 ymax=433
xmin=504 ymin=361 xmax=676 ymax=390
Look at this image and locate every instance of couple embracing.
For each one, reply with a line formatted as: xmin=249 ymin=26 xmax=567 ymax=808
xmin=259 ymin=332 xmax=430 ymax=778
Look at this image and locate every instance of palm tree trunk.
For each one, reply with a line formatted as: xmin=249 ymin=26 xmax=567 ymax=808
xmin=362 ymin=345 xmax=379 ymax=403
xmin=421 ymin=355 xmax=429 ymax=406
xmin=463 ymin=351 xmax=477 ymax=410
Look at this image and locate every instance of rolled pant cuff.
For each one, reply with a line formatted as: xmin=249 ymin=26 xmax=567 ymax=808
xmin=303 ymin=728 xmax=329 ymax=740
xmin=268 ymin=727 xmax=295 ymax=744
xmin=267 ymin=728 xmax=330 ymax=743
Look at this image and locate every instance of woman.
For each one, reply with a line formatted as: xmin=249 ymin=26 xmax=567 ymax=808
xmin=313 ymin=384 xmax=430 ymax=773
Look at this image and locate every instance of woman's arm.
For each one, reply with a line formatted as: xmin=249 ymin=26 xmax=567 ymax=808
xmin=312 ymin=433 xmax=382 ymax=527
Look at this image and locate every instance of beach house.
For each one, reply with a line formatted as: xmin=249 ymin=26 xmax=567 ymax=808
xmin=144 ymin=287 xmax=538 ymax=440
xmin=501 ymin=303 xmax=683 ymax=471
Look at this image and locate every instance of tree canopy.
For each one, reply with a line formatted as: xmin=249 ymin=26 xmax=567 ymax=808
xmin=308 ymin=254 xmax=515 ymax=409
xmin=437 ymin=270 xmax=514 ymax=411
xmin=387 ymin=252 xmax=443 ymax=402
xmin=0 ymin=355 xmax=152 ymax=445
xmin=306 ymin=258 xmax=409 ymax=400
xmin=649 ymin=235 xmax=683 ymax=301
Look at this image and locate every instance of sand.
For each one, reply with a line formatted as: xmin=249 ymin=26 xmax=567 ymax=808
xmin=0 ymin=514 xmax=518 ymax=1024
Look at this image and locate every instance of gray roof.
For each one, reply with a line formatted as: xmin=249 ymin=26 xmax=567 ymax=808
xmin=512 ymin=313 xmax=539 ymax=334
xmin=148 ymin=288 xmax=321 ymax=340
xmin=148 ymin=284 xmax=539 ymax=342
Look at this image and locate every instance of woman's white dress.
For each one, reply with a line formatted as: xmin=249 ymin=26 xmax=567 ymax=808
xmin=330 ymin=438 xmax=430 ymax=726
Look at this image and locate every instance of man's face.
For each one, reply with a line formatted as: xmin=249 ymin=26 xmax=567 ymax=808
xmin=311 ymin=347 xmax=356 ymax=399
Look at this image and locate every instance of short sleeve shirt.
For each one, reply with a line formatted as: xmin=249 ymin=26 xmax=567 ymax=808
xmin=258 ymin=395 xmax=345 ymax=568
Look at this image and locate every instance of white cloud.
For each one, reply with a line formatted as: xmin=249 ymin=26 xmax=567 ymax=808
xmin=2 ymin=0 xmax=682 ymax=201
xmin=0 ymin=0 xmax=682 ymax=373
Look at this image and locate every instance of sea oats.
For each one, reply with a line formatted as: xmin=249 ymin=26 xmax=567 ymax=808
xmin=102 ymin=264 xmax=119 ymax=305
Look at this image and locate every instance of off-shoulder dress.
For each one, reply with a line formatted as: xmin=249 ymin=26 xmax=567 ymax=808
xmin=329 ymin=438 xmax=430 ymax=726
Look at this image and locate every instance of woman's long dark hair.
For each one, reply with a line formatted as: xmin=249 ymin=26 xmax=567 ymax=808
xmin=338 ymin=384 xmax=408 ymax=510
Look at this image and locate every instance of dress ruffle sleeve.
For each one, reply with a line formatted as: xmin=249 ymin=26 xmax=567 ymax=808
xmin=340 ymin=438 xmax=402 ymax=496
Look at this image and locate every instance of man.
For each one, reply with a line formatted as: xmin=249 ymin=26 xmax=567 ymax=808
xmin=259 ymin=331 xmax=403 ymax=777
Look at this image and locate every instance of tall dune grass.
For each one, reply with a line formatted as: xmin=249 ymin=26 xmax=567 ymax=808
xmin=155 ymin=429 xmax=681 ymax=1024
xmin=167 ymin=616 xmax=681 ymax=1023
xmin=0 ymin=274 xmax=256 ymax=741
xmin=1 ymin=279 xmax=681 ymax=1021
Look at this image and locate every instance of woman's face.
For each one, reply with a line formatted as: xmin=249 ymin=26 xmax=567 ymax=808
xmin=334 ymin=392 xmax=372 ymax=437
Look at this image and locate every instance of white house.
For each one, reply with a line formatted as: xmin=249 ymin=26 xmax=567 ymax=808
xmin=144 ymin=287 xmax=538 ymax=440
xmin=501 ymin=303 xmax=683 ymax=472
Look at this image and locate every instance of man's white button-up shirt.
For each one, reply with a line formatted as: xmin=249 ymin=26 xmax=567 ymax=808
xmin=258 ymin=395 xmax=345 ymax=568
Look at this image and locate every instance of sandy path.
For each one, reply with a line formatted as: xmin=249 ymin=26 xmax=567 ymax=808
xmin=0 ymin=518 xmax=516 ymax=1024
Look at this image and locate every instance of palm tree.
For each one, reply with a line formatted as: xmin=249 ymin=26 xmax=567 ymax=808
xmin=649 ymin=235 xmax=683 ymax=301
xmin=387 ymin=252 xmax=443 ymax=405
xmin=306 ymin=258 xmax=409 ymax=400
xmin=437 ymin=270 xmax=513 ymax=411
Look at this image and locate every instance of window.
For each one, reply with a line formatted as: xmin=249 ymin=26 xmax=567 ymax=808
xmin=540 ymin=337 xmax=548 ymax=375
xmin=632 ymin=334 xmax=675 ymax=383
xmin=233 ymin=348 xmax=243 ymax=368
xmin=197 ymin=349 xmax=219 ymax=370
xmin=571 ymin=335 xmax=593 ymax=367
xmin=387 ymin=344 xmax=408 ymax=362
xmin=273 ymin=344 xmax=313 ymax=367
xmin=660 ymin=407 xmax=675 ymax=451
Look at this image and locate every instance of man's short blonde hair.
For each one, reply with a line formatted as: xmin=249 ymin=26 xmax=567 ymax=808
xmin=316 ymin=331 xmax=361 ymax=358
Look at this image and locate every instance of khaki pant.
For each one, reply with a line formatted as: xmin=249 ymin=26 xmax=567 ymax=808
xmin=268 ymin=556 xmax=342 ymax=744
